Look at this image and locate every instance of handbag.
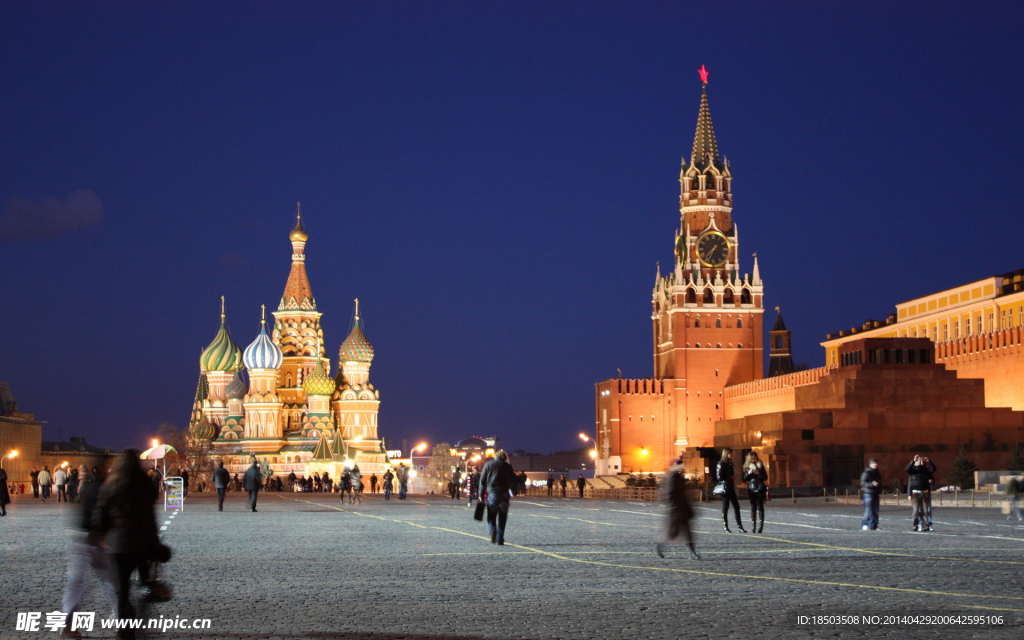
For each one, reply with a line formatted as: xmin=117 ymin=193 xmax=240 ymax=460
xmin=712 ymin=481 xmax=726 ymax=496
xmin=473 ymin=501 xmax=485 ymax=521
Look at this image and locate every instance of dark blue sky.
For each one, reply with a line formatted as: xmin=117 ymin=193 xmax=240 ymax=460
xmin=2 ymin=2 xmax=1022 ymax=454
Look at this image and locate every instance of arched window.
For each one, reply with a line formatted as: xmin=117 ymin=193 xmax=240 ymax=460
xmin=716 ymin=319 xmax=722 ymax=328
xmin=686 ymin=288 xmax=697 ymax=304
xmin=737 ymin=318 xmax=742 ymax=328
xmin=694 ymin=317 xmax=700 ymax=328
xmin=723 ymin=289 xmax=734 ymax=305
xmin=741 ymin=288 xmax=752 ymax=304
xmin=776 ymin=336 xmax=784 ymax=349
xmin=703 ymin=288 xmax=714 ymax=304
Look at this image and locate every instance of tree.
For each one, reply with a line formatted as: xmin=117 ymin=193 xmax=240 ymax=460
xmin=948 ymin=446 xmax=977 ymax=490
xmin=155 ymin=423 xmax=215 ymax=482
xmin=1007 ymin=445 xmax=1024 ymax=472
xmin=426 ymin=443 xmax=456 ymax=493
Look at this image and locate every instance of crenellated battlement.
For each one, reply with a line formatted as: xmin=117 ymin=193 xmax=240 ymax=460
xmin=614 ymin=378 xmax=667 ymax=396
xmin=934 ymin=326 xmax=1024 ymax=362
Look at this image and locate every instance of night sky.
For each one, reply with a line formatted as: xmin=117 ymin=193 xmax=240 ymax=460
xmin=2 ymin=3 xmax=1022 ymax=455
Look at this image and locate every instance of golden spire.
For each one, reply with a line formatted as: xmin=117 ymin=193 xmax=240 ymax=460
xmin=261 ymin=304 xmax=266 ymax=329
xmin=354 ymin=298 xmax=360 ymax=321
xmin=221 ymin=295 xmax=225 ymax=322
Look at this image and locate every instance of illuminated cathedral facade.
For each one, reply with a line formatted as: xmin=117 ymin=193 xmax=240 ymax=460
xmin=189 ymin=210 xmax=390 ymax=478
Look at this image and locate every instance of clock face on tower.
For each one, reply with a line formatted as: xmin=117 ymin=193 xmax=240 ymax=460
xmin=696 ymin=230 xmax=729 ymax=267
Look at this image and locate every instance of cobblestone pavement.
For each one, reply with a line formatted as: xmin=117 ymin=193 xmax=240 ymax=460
xmin=2 ymin=491 xmax=1022 ymax=639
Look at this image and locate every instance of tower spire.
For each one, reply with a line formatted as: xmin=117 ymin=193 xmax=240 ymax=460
xmin=690 ymin=66 xmax=721 ymax=170
xmin=261 ymin=304 xmax=266 ymax=329
xmin=220 ymin=295 xmax=225 ymax=322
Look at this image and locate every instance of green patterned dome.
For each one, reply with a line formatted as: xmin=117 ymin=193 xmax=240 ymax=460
xmin=302 ymin=360 xmax=336 ymax=397
xmin=200 ymin=318 xmax=243 ymax=373
xmin=339 ymin=318 xmax=374 ymax=363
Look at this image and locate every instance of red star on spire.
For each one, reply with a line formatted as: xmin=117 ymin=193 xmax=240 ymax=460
xmin=698 ymin=65 xmax=709 ymax=85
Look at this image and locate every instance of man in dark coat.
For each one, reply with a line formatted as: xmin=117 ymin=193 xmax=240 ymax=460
xmin=479 ymin=450 xmax=517 ymax=545
xmin=576 ymin=475 xmax=587 ymax=498
xmin=906 ymin=455 xmax=937 ymax=532
xmin=860 ymin=458 xmax=882 ymax=531
xmin=243 ymin=461 xmax=262 ymax=512
xmin=0 ymin=467 xmax=10 ymax=516
xmin=213 ymin=461 xmax=230 ymax=512
xmin=179 ymin=468 xmax=189 ymax=498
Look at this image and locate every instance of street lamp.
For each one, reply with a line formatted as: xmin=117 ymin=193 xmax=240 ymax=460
xmin=1 ymin=450 xmax=17 ymax=470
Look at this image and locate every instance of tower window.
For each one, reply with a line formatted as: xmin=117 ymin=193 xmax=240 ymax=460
xmin=694 ymin=317 xmax=700 ymax=328
xmin=775 ymin=336 xmax=784 ymax=349
xmin=737 ymin=318 xmax=742 ymax=328
xmin=741 ymin=289 xmax=752 ymax=304
xmin=716 ymin=319 xmax=721 ymax=328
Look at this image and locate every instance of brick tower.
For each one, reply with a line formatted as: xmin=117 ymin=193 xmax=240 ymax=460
xmin=596 ymin=67 xmax=764 ymax=475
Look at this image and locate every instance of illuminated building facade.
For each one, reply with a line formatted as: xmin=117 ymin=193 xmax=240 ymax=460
xmin=189 ymin=209 xmax=390 ymax=478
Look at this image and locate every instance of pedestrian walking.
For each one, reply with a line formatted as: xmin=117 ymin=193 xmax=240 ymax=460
xmin=906 ymin=455 xmax=935 ymax=532
xmin=370 ymin=473 xmax=378 ymax=494
xmin=397 ymin=464 xmax=409 ymax=500
xmin=213 ymin=461 xmax=230 ymax=511
xmin=861 ymin=458 xmax=882 ymax=531
xmin=0 ymin=467 xmax=10 ymax=516
xmin=1007 ymin=475 xmax=1024 ymax=521
xmin=559 ymin=474 xmax=567 ymax=497
xmin=576 ymin=475 xmax=586 ymax=498
xmin=243 ymin=460 xmax=262 ymax=512
xmin=180 ymin=469 xmax=189 ymax=498
xmin=351 ymin=465 xmax=363 ymax=504
xmin=717 ymin=448 xmax=746 ymax=533
xmin=60 ymin=466 xmax=118 ymax=638
xmin=38 ymin=466 xmax=52 ymax=502
xmin=30 ymin=468 xmax=39 ymax=498
xmin=743 ymin=452 xmax=768 ymax=533
xmin=922 ymin=456 xmax=937 ymax=531
xmin=547 ymin=474 xmax=554 ymax=496
xmin=383 ymin=468 xmax=394 ymax=500
xmin=55 ymin=466 xmax=68 ymax=503
xmin=479 ymin=450 xmax=517 ymax=545
xmin=67 ymin=467 xmax=80 ymax=503
xmin=655 ymin=456 xmax=699 ymax=560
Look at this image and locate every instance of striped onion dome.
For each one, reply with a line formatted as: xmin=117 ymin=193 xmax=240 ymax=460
xmin=200 ymin=318 xmax=243 ymax=373
xmin=243 ymin=314 xmax=283 ymax=370
xmin=225 ymin=371 xmax=247 ymax=399
xmin=190 ymin=415 xmax=216 ymax=441
xmin=339 ymin=317 xmax=374 ymax=363
xmin=302 ymin=360 xmax=335 ymax=397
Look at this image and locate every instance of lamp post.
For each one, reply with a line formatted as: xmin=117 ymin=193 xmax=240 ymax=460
xmin=579 ymin=433 xmax=598 ymax=470
xmin=1 ymin=450 xmax=18 ymax=470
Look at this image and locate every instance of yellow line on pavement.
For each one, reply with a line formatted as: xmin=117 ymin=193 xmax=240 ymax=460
xmin=272 ymin=495 xmax=1024 ymax=610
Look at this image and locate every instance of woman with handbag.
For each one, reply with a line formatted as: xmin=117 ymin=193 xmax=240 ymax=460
xmin=716 ymin=448 xmax=746 ymax=533
xmin=743 ymin=452 xmax=768 ymax=533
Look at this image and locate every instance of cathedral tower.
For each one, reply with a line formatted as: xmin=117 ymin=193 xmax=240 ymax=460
xmin=272 ymin=204 xmax=326 ymax=434
xmin=242 ymin=306 xmax=285 ymax=451
xmin=199 ymin=296 xmax=243 ymax=427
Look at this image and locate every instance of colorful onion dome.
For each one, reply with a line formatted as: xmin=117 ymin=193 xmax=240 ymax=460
xmin=225 ymin=371 xmax=247 ymax=399
xmin=190 ymin=415 xmax=216 ymax=441
xmin=339 ymin=300 xmax=374 ymax=362
xmin=243 ymin=306 xmax=283 ymax=370
xmin=289 ymin=205 xmax=308 ymax=242
xmin=200 ymin=298 xmax=243 ymax=373
xmin=303 ymin=360 xmax=336 ymax=397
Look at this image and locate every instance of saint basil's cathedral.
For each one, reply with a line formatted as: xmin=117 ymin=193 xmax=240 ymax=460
xmin=188 ymin=210 xmax=389 ymax=478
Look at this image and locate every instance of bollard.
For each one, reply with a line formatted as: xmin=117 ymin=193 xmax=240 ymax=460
xmin=988 ymin=491 xmax=992 ymax=507
xmin=971 ymin=490 xmax=975 ymax=507
xmin=792 ymin=488 xmax=796 ymax=504
xmin=955 ymin=490 xmax=958 ymax=507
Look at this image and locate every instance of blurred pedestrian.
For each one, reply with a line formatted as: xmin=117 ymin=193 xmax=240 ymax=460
xmin=743 ymin=452 xmax=768 ymax=533
xmin=30 ymin=468 xmax=39 ymax=498
xmin=180 ymin=469 xmax=189 ymax=498
xmin=717 ymin=448 xmax=746 ymax=533
xmin=576 ymin=475 xmax=586 ymax=498
xmin=861 ymin=458 xmax=882 ymax=531
xmin=547 ymin=474 xmax=554 ymax=496
xmin=370 ymin=473 xmax=378 ymax=494
xmin=94 ymin=450 xmax=162 ymax=640
xmin=61 ymin=465 xmax=118 ymax=638
xmin=559 ymin=474 xmax=567 ymax=497
xmin=655 ymin=457 xmax=699 ymax=560
xmin=479 ymin=450 xmax=517 ymax=545
xmin=922 ymin=456 xmax=937 ymax=531
xmin=1007 ymin=475 xmax=1024 ymax=521
xmin=67 ymin=467 xmax=80 ymax=503
xmin=213 ymin=461 xmax=230 ymax=511
xmin=351 ymin=465 xmax=363 ymax=504
xmin=397 ymin=464 xmax=409 ymax=500
xmin=243 ymin=460 xmax=262 ymax=512
xmin=0 ymin=467 xmax=10 ymax=516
